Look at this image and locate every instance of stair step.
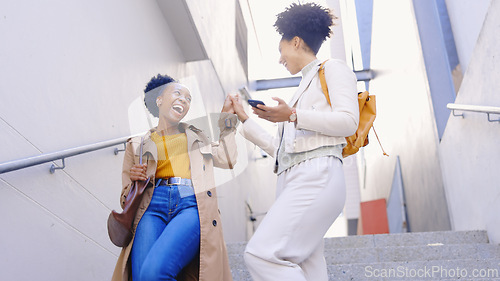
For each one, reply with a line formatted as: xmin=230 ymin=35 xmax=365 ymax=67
xmin=227 ymin=241 xmax=246 ymax=255
xmin=231 ymin=268 xmax=252 ymax=281
xmin=229 ymin=243 xmax=500 ymax=269
xmin=226 ymin=231 xmax=489 ymax=255
xmin=228 ymin=254 xmax=247 ymax=273
xmin=323 ymin=230 xmax=489 ymax=249
xmin=231 ymin=259 xmax=500 ymax=281
xmin=324 ymin=243 xmax=500 ymax=264
xmin=227 ymin=230 xmax=498 ymax=281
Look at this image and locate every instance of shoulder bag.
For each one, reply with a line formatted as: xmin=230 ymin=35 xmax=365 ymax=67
xmin=107 ymin=136 xmax=151 ymax=247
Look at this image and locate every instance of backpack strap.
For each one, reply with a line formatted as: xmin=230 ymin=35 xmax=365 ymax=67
xmin=318 ymin=60 xmax=331 ymax=107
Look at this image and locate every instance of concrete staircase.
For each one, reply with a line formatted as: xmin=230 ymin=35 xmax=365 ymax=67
xmin=228 ymin=230 xmax=500 ymax=280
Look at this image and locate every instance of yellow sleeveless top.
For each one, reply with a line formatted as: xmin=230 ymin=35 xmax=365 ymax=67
xmin=151 ymin=132 xmax=191 ymax=179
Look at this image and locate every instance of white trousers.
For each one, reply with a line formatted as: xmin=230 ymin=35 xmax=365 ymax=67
xmin=244 ymin=156 xmax=346 ymax=281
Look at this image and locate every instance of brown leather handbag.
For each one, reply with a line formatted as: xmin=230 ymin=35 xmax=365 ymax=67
xmin=319 ymin=60 xmax=387 ymax=157
xmin=107 ymin=137 xmax=151 ymax=247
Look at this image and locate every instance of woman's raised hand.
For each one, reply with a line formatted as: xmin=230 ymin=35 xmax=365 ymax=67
xmin=221 ymin=94 xmax=236 ymax=114
xmin=130 ymin=163 xmax=148 ymax=182
xmin=229 ymin=95 xmax=249 ymax=122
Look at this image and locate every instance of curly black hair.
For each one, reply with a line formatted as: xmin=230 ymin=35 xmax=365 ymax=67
xmin=144 ymin=73 xmax=176 ymax=93
xmin=143 ymin=74 xmax=177 ymax=118
xmin=274 ymin=2 xmax=336 ymax=54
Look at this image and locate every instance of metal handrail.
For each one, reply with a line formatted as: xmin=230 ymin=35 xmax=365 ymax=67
xmin=0 ymin=132 xmax=144 ymax=174
xmin=447 ymin=103 xmax=500 ymax=122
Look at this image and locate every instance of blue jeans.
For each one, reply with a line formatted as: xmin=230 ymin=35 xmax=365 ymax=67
xmin=131 ymin=183 xmax=200 ymax=281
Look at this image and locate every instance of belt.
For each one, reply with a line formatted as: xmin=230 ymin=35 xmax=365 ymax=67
xmin=157 ymin=177 xmax=193 ymax=187
xmin=156 ymin=177 xmax=194 ymax=198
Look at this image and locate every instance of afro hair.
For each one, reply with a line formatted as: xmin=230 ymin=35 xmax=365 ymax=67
xmin=143 ymin=74 xmax=177 ymax=118
xmin=144 ymin=73 xmax=176 ymax=93
xmin=274 ymin=2 xmax=336 ymax=54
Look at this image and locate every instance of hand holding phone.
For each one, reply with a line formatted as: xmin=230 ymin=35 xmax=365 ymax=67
xmin=248 ymin=99 xmax=265 ymax=110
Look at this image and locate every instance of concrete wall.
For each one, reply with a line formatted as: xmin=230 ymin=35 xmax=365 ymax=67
xmin=444 ymin=0 xmax=491 ymax=74
xmin=440 ymin=0 xmax=500 ymax=243
xmin=360 ymin=0 xmax=499 ymax=241
xmin=0 ymin=1 xmax=182 ymax=280
xmin=186 ymin=0 xmax=248 ymax=92
xmin=359 ymin=0 xmax=451 ymax=232
xmin=0 ymin=0 xmax=253 ymax=279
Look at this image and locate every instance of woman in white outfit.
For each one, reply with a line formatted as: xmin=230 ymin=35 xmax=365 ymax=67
xmin=230 ymin=3 xmax=359 ymax=281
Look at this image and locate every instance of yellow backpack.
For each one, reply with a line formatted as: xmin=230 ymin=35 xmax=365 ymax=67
xmin=318 ymin=60 xmax=387 ymax=157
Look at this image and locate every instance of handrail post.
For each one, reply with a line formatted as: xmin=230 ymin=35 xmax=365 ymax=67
xmin=114 ymin=143 xmax=127 ymax=155
xmin=487 ymin=113 xmax=500 ymax=123
xmin=50 ymin=158 xmax=66 ymax=174
xmin=451 ymin=109 xmax=464 ymax=118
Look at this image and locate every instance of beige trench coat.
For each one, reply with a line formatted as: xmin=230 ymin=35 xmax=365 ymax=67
xmin=111 ymin=113 xmax=238 ymax=281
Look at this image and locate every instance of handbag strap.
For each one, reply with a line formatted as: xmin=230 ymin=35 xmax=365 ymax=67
xmin=139 ymin=136 xmax=145 ymax=165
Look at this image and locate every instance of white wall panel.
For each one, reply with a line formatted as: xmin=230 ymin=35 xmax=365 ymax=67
xmin=0 ymin=179 xmax=117 ymax=281
xmin=440 ymin=0 xmax=500 ymax=243
xmin=444 ymin=0 xmax=491 ymax=73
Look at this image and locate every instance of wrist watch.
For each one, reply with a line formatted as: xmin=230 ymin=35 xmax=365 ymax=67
xmin=289 ymin=108 xmax=297 ymax=122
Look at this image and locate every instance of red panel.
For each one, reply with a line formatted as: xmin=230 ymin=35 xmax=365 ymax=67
xmin=358 ymin=198 xmax=389 ymax=235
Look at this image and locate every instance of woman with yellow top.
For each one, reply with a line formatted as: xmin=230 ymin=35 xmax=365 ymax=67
xmin=111 ymin=74 xmax=238 ymax=281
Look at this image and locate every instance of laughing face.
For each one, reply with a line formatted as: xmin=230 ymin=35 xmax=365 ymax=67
xmin=278 ymin=37 xmax=302 ymax=75
xmin=156 ymin=83 xmax=192 ymax=126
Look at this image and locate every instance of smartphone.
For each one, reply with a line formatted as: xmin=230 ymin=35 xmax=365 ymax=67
xmin=248 ymin=99 xmax=265 ymax=109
